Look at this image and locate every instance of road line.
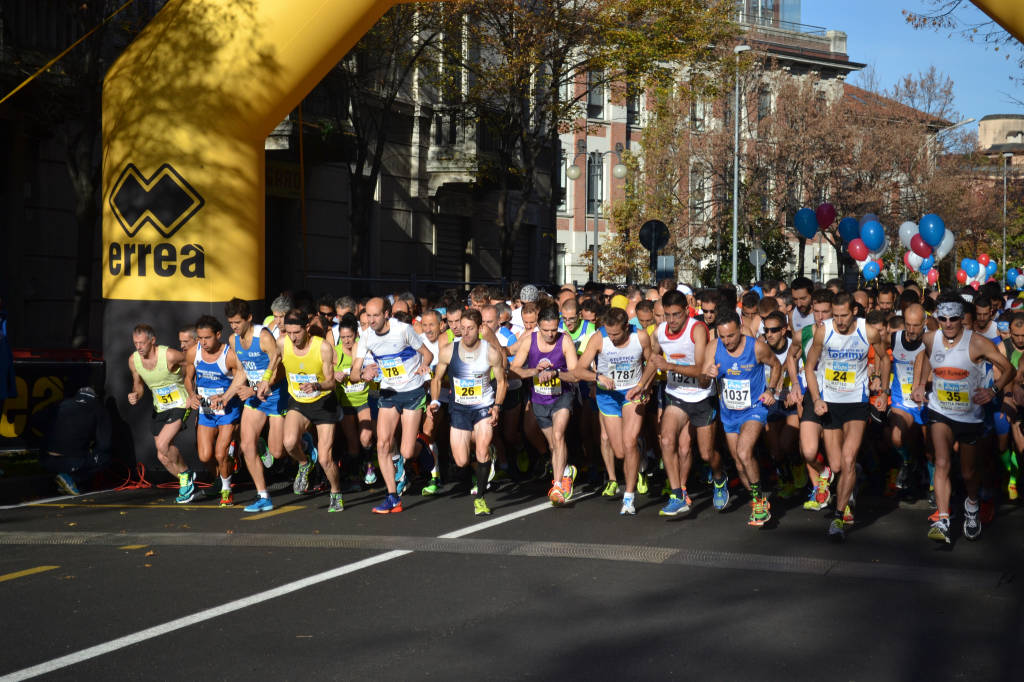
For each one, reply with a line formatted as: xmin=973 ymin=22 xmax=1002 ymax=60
xmin=0 ymin=566 xmax=59 ymax=584
xmin=30 ymin=503 xmax=219 ymax=510
xmin=239 ymin=504 xmax=303 ymax=521
xmin=0 ymin=489 xmax=117 ymax=510
xmin=0 ymin=494 xmax=568 ymax=681
xmin=117 ymin=545 xmax=147 ymax=550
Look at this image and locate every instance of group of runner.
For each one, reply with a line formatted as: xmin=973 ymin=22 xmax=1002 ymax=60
xmin=125 ymin=276 xmax=1023 ymax=543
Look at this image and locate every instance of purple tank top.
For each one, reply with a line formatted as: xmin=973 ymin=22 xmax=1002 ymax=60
xmin=527 ymin=331 xmax=567 ymax=405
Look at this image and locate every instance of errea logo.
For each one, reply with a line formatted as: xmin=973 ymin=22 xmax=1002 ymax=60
xmin=107 ymin=163 xmax=206 ymax=279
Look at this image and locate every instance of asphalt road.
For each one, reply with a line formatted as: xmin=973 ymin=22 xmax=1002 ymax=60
xmin=0 ymin=476 xmax=1021 ymax=681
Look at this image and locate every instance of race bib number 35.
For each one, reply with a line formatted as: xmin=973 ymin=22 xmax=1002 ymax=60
xmin=935 ymin=378 xmax=970 ymax=413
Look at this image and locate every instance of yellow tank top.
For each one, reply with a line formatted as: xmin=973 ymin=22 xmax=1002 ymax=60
xmin=283 ymin=335 xmax=329 ymax=403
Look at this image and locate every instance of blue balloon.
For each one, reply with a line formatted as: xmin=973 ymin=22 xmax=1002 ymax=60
xmin=964 ymin=259 xmax=980 ymax=278
xmin=862 ymin=261 xmax=880 ymax=281
xmin=1008 ymin=268 xmax=1019 ymax=284
xmin=838 ymin=217 xmax=860 ymax=243
xmin=920 ymin=255 xmax=934 ymax=273
xmin=986 ymin=260 xmax=998 ymax=277
xmin=859 ymin=213 xmax=879 ymax=227
xmin=794 ymin=207 xmax=818 ymax=239
xmin=859 ymin=220 xmax=885 ymax=252
xmin=919 ymin=213 xmax=946 ymax=247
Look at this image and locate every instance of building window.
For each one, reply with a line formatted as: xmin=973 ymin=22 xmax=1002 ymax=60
xmin=690 ymin=97 xmax=706 ymax=132
xmin=587 ymin=69 xmax=605 ymax=119
xmin=689 ymin=166 xmax=707 ymax=223
xmin=587 ymin=154 xmax=603 ymax=215
xmin=627 ymin=88 xmax=640 ymax=127
xmin=758 ymin=88 xmax=771 ymax=121
xmin=560 ymin=72 xmax=575 ymax=105
xmin=723 ymin=96 xmax=733 ymax=128
xmin=559 ymin=152 xmax=568 ymax=213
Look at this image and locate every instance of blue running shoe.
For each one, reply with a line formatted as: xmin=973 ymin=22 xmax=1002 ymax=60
xmin=659 ymin=493 xmax=692 ymax=517
xmin=244 ymin=497 xmax=274 ymax=513
xmin=176 ymin=471 xmax=196 ymax=504
xmin=55 ymin=473 xmax=80 ymax=496
xmin=712 ymin=477 xmax=730 ymax=511
xmin=302 ymin=433 xmax=318 ymax=465
xmin=395 ymin=456 xmax=407 ymax=496
xmin=372 ymin=493 xmax=403 ymax=514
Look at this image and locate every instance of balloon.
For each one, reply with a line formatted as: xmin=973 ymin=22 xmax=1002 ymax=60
xmin=869 ymin=240 xmax=888 ymax=260
xmin=899 ymin=221 xmax=918 ymax=249
xmin=816 ymin=203 xmax=837 ymax=229
xmin=909 ymin=234 xmax=932 ymax=258
xmin=919 ymin=255 xmax=934 ymax=273
xmin=927 ymin=268 xmax=939 ymax=285
xmin=859 ymin=213 xmax=879 ymax=227
xmin=848 ymin=238 xmax=869 ymax=261
xmin=1016 ymin=274 xmax=1024 ymax=289
xmin=964 ymin=259 xmax=980 ymax=278
xmin=970 ymin=281 xmax=980 ymax=291
xmin=977 ymin=253 xmax=990 ymax=267
xmin=838 ymin=217 xmax=860 ymax=243
xmin=1008 ymin=267 xmax=1019 ymax=284
xmin=862 ymin=261 xmax=880 ymax=281
xmin=956 ymin=268 xmax=968 ymax=284
xmin=794 ymin=207 xmax=818 ymax=239
xmin=860 ymin=220 xmax=885 ymax=252
xmin=986 ymin=260 xmax=998 ymax=277
xmin=919 ymin=213 xmax=946 ymax=247
xmin=907 ymin=251 xmax=924 ymax=271
xmin=934 ymin=230 xmax=955 ymax=261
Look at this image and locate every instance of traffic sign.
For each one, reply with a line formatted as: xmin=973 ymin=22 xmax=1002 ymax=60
xmin=638 ymin=220 xmax=669 ymax=252
xmin=748 ymin=247 xmax=767 ymax=267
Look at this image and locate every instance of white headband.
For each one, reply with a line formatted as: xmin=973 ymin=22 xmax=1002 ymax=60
xmin=936 ymin=302 xmax=963 ymax=319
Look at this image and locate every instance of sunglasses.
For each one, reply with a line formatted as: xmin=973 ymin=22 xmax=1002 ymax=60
xmin=936 ymin=316 xmax=961 ymax=323
xmin=763 ymin=326 xmax=784 ymax=333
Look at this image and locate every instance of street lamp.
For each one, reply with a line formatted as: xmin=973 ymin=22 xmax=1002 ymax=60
xmin=1005 ymin=151 xmax=1013 ymax=285
xmin=567 ymin=139 xmax=627 ymax=282
xmin=732 ymin=44 xmax=750 ymax=286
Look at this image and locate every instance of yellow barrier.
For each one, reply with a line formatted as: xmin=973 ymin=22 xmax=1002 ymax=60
xmin=971 ymin=0 xmax=1024 ymax=44
xmin=101 ymin=0 xmax=405 ymax=302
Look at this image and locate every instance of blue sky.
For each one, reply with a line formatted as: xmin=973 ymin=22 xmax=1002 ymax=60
xmin=802 ymin=1 xmax=1023 ymax=134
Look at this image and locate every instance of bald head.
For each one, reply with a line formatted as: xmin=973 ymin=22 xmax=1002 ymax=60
xmin=365 ymin=297 xmax=390 ymax=333
xmin=903 ymin=303 xmax=925 ymax=342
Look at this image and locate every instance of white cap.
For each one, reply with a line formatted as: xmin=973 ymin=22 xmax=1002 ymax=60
xmin=677 ymin=284 xmax=693 ymax=296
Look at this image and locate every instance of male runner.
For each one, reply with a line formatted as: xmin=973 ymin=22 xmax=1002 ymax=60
xmin=430 ymin=309 xmax=506 ymax=515
xmin=418 ymin=309 xmax=446 ymax=494
xmin=789 ymin=277 xmax=815 ymax=336
xmin=178 ymin=325 xmax=198 ymax=354
xmin=888 ymin=304 xmax=927 ymax=493
xmin=127 ymin=324 xmax=195 ymax=503
xmin=702 ymin=309 xmax=781 ymax=527
xmin=804 ymin=292 xmax=888 ymax=541
xmin=911 ymin=294 xmax=1013 ymax=543
xmin=184 ymin=315 xmax=247 ymax=506
xmin=351 ymin=297 xmax=433 ymax=514
xmin=225 ymin=299 xmax=289 ymax=512
xmin=761 ymin=310 xmax=803 ymax=498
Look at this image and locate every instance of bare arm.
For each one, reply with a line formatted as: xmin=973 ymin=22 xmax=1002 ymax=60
xmin=429 ymin=344 xmax=454 ymax=409
xmin=184 ymin=347 xmax=199 ymax=409
xmin=213 ymin=348 xmax=249 ymax=409
xmin=127 ymin=356 xmax=145 ymax=405
xmin=910 ymin=332 xmax=933 ymax=404
xmin=489 ymin=344 xmax=507 ymax=427
xmin=804 ymin=324 xmax=827 ymax=415
xmin=755 ymin=339 xmax=781 ymax=407
xmin=866 ymin=325 xmax=890 ymax=394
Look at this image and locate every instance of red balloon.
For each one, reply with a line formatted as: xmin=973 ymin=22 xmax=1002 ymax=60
xmin=910 ymin=234 xmax=932 ymax=258
xmin=848 ymin=238 xmax=869 ymax=261
xmin=816 ymin=203 xmax=837 ymax=229
xmin=970 ymin=281 xmax=980 ymax=291
xmin=927 ymin=268 xmax=939 ymax=285
xmin=875 ymin=259 xmax=883 ymax=269
xmin=978 ymin=253 xmax=991 ymax=266
xmin=956 ymin=268 xmax=968 ymax=283
xmin=903 ymin=251 xmax=914 ymax=269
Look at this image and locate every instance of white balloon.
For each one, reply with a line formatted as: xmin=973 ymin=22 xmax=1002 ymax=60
xmin=898 ymin=221 xmax=918 ymax=249
xmin=934 ymin=229 xmax=955 ymax=261
xmin=907 ymin=251 xmax=924 ymax=270
xmin=869 ymin=239 xmax=889 ymax=259
xmin=1016 ymin=274 xmax=1024 ymax=289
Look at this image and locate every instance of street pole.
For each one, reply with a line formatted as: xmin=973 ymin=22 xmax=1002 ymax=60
xmin=593 ymin=160 xmax=600 ymax=282
xmin=732 ymin=45 xmax=749 ymax=286
xmin=1004 ymin=152 xmax=1011 ymax=285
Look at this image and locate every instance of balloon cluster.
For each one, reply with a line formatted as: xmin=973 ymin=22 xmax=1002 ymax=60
xmin=956 ymin=253 xmax=998 ymax=291
xmin=793 ymin=203 xmax=836 ymax=240
xmin=1007 ymin=267 xmax=1024 ymax=290
xmin=898 ymin=214 xmax=953 ymax=286
xmin=838 ymin=213 xmax=886 ymax=281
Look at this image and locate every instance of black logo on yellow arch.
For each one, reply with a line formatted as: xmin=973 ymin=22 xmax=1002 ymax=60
xmin=109 ymin=164 xmax=204 ymax=238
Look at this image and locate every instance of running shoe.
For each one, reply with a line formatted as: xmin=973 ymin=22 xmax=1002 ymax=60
xmin=928 ymin=516 xmax=951 ymax=544
xmin=561 ymin=465 xmax=577 ymax=501
xmin=602 ymin=480 xmax=620 ymax=498
xmin=776 ymin=479 xmax=800 ymax=500
xmin=636 ymin=472 xmax=649 ymax=495
xmin=364 ymin=463 xmax=378 ymax=486
xmin=55 ymin=473 xmax=80 ymax=496
xmin=842 ymin=504 xmax=854 ymax=525
xmin=619 ymin=499 xmax=637 ymax=515
xmin=963 ymin=502 xmax=981 ymax=540
xmin=293 ymin=461 xmax=313 ymax=495
xmin=895 ymin=462 xmax=911 ymax=491
xmin=927 ymin=487 xmax=936 ymax=510
xmin=748 ymin=497 xmax=771 ymax=527
xmin=301 ymin=433 xmax=318 ymax=465
xmin=176 ymin=471 xmax=196 ymax=504
xmin=219 ymin=490 xmax=234 ymax=507
xmin=712 ymin=477 xmax=730 ymax=511
xmin=660 ymin=480 xmax=671 ymax=497
xmin=928 ymin=508 xmax=942 ymax=523
xmin=827 ymin=517 xmax=846 ymax=542
xmin=791 ymin=463 xmax=808 ymax=489
xmin=1009 ymin=480 xmax=1019 ymax=501
xmin=516 ymin=449 xmax=530 ymax=473
xmin=703 ymin=465 xmax=713 ymax=486
xmin=813 ymin=472 xmax=832 ymax=508
xmin=244 ymin=497 xmax=274 ymax=513
xmin=421 ymin=476 xmax=441 ymax=496
xmin=328 ymin=492 xmax=344 ymax=513
xmin=659 ymin=493 xmax=692 ymax=517
xmin=258 ymin=437 xmax=273 ymax=468
xmin=395 ymin=456 xmax=408 ymax=496
xmin=549 ymin=484 xmax=566 ymax=506
xmin=229 ymin=441 xmax=239 ymax=474
xmin=372 ymin=493 xmax=403 ymax=514
xmin=474 ymin=498 xmax=492 ymax=516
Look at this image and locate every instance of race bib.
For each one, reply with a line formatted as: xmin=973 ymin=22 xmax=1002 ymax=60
xmin=935 ymin=378 xmax=970 ymax=413
xmin=453 ymin=377 xmax=485 ymax=405
xmin=611 ymin=361 xmax=640 ymax=390
xmin=379 ymin=356 xmax=407 ymax=380
xmin=153 ymin=384 xmax=186 ymax=412
xmin=824 ymin=363 xmax=856 ymax=393
xmin=289 ymin=372 xmax=319 ymax=400
xmin=721 ymin=378 xmax=752 ymax=410
xmin=668 ymin=361 xmax=698 ymax=390
xmin=894 ymin=364 xmax=915 ymax=403
xmin=197 ymin=386 xmax=226 ymax=416
xmin=533 ymin=373 xmax=562 ymax=396
xmin=245 ymin=368 xmax=264 ymax=389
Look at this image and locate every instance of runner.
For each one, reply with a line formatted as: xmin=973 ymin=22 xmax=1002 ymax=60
xmin=701 ymin=309 xmax=781 ymax=527
xmin=271 ymin=308 xmax=345 ymax=512
xmin=224 ymin=299 xmax=289 ymax=512
xmin=760 ymin=310 xmax=803 ymax=499
xmin=510 ymin=305 xmax=579 ymax=505
xmin=127 ymin=324 xmax=196 ymax=503
xmin=803 ymin=293 xmax=889 ymax=541
xmin=350 ymin=297 xmax=433 ymax=514
xmin=184 ymin=315 xmax=247 ymax=507
xmin=638 ymin=290 xmax=725 ymax=517
xmin=332 ymin=314 xmax=374 ymax=492
xmin=178 ymin=325 xmax=198 ymax=354
xmin=789 ymin=277 xmax=815 ymax=336
xmin=911 ymin=293 xmax=1013 ymax=543
xmin=430 ymin=309 xmax=506 ymax=515
xmin=888 ymin=304 xmax=927 ymax=493
xmin=418 ymin=309 xmax=446 ymax=495
xmin=572 ymin=307 xmax=651 ymax=515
